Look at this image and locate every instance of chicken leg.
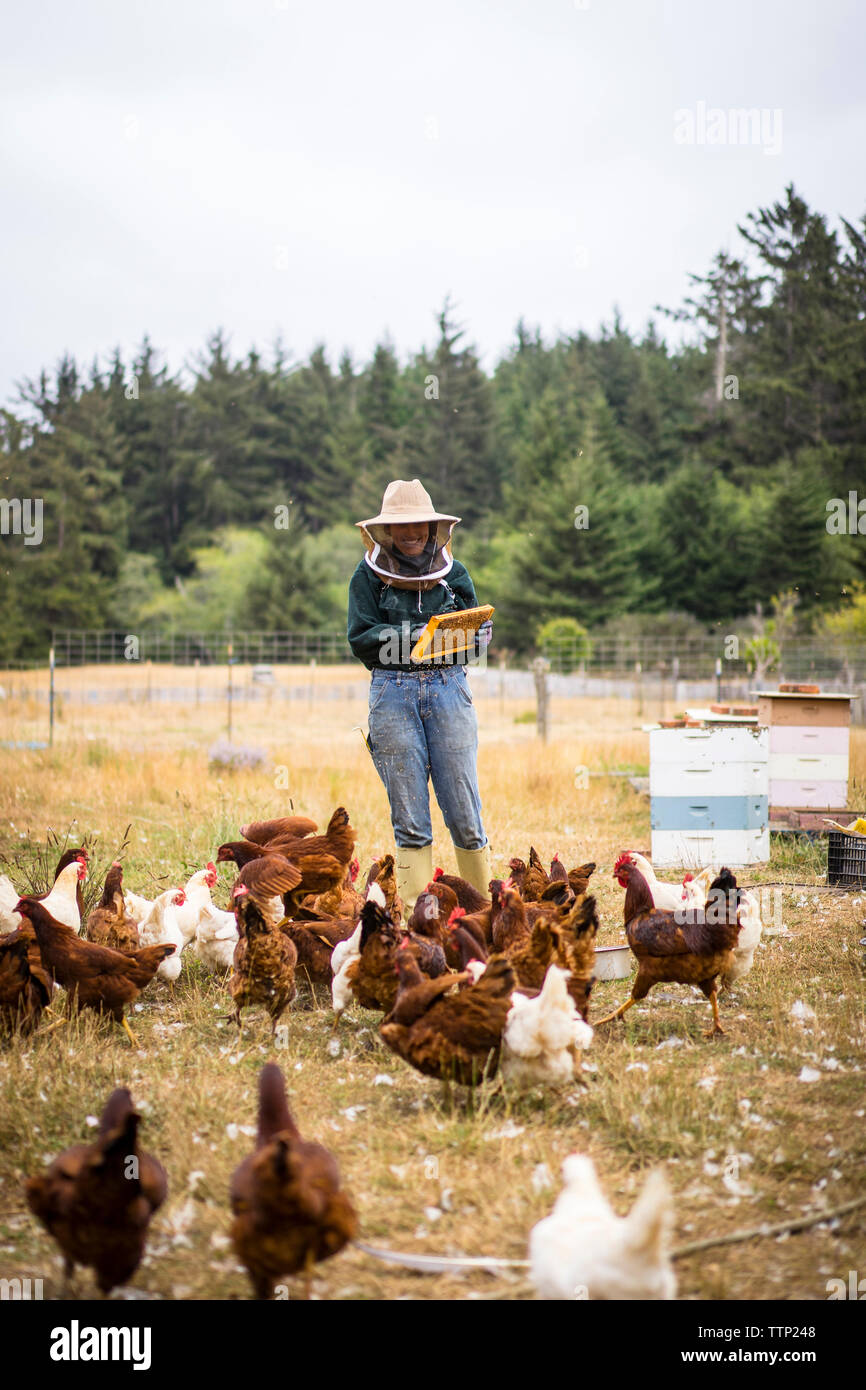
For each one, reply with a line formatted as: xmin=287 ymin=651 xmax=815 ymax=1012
xmin=704 ymin=986 xmax=725 ymax=1038
xmin=121 ymin=1016 xmax=139 ymax=1047
xmin=594 ymin=996 xmax=636 ymax=1026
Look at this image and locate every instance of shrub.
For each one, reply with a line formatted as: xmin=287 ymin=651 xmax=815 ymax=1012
xmin=536 ymin=617 xmax=592 ymax=673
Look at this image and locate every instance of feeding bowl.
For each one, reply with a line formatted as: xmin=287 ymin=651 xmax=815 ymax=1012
xmin=594 ymin=944 xmax=633 ymax=981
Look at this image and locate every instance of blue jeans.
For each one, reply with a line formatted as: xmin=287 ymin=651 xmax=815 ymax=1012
xmin=367 ymin=667 xmax=487 ymax=851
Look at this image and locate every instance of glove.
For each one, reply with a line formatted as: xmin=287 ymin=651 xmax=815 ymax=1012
xmin=477 ymin=619 xmax=493 ymax=648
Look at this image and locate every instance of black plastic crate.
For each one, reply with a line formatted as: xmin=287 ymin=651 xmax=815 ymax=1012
xmin=827 ymin=831 xmax=866 ymax=888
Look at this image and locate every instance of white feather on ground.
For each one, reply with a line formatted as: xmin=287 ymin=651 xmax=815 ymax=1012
xmin=501 ymin=964 xmax=593 ymax=1086
xmin=529 ymin=1155 xmax=676 ymax=1300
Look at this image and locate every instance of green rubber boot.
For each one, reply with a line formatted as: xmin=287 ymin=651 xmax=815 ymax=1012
xmin=453 ymin=843 xmax=493 ymax=897
xmin=395 ymin=843 xmax=434 ymax=916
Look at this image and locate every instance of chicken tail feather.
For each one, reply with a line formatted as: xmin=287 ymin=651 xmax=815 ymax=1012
xmin=257 ymin=1062 xmax=298 ymax=1146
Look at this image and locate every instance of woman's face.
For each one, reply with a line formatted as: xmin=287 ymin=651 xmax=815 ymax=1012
xmin=387 ymin=521 xmax=430 ymax=556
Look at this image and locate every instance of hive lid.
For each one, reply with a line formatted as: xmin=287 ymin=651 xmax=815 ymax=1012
xmin=752 ymin=690 xmax=858 ymax=700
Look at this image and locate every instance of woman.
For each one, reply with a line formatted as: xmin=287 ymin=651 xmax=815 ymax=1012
xmin=347 ymin=478 xmax=492 ymax=910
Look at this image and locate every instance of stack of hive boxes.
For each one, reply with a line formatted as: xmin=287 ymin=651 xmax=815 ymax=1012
xmin=755 ymin=690 xmax=854 ymax=817
xmin=650 ymin=725 xmax=769 ymax=867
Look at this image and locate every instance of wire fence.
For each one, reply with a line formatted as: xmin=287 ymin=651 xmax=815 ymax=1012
xmin=38 ymin=629 xmax=866 ymax=684
xmin=47 ymin=630 xmax=354 ymax=667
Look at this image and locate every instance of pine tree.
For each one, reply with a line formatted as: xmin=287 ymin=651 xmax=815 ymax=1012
xmin=405 ymin=300 xmax=500 ymax=526
xmin=495 ymin=413 xmax=646 ymax=650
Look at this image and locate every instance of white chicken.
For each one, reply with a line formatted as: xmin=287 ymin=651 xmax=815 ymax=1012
xmin=723 ymin=886 xmax=763 ymax=988
xmin=529 ymin=1155 xmax=676 ymax=1301
xmin=330 ymin=880 xmax=386 ymax=1022
xmin=0 ymin=859 xmax=86 ymax=934
xmin=680 ymin=864 xmax=717 ymax=912
xmin=614 ymin=851 xmax=687 ymax=913
xmin=502 ymin=965 xmax=593 ymax=1086
xmin=173 ymin=863 xmax=219 ymax=946
xmin=193 ymin=901 xmax=239 ymax=973
xmin=124 ymin=887 xmax=155 ymax=926
xmin=0 ymin=874 xmax=23 ymax=934
xmin=680 ymin=866 xmax=763 ymax=986
xmin=138 ymin=888 xmax=187 ymax=983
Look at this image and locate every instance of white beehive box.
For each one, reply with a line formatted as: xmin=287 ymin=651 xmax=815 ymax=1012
xmin=755 ymin=691 xmax=854 ymax=812
xmin=650 ymin=726 xmax=769 ymax=867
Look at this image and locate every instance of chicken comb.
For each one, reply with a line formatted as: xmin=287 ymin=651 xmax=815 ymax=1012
xmin=446 ymin=907 xmax=466 ymax=926
xmin=206 ymin=861 xmax=216 ymax=874
xmin=682 ymin=872 xmax=694 ymax=883
xmin=612 ymin=851 xmax=631 ymax=874
xmin=433 ymin=867 xmax=444 ymax=880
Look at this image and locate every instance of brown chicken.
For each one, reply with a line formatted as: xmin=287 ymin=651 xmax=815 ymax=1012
xmin=597 ymin=865 xmax=742 ymax=1037
xmin=26 ymin=1087 xmax=167 ymax=1294
xmin=240 ymin=815 xmax=319 ymax=844
xmin=431 ymin=866 xmax=490 ymax=914
xmin=0 ymin=924 xmax=53 ymax=1034
xmin=380 ymin=951 xmax=516 ymax=1086
xmin=86 ymin=861 xmax=140 ymax=952
xmin=364 ymin=852 xmax=402 ymax=919
xmin=281 ymin=915 xmax=356 ymax=986
xmin=567 ymin=860 xmax=597 ymax=898
xmin=230 ymin=867 xmax=299 ymax=1032
xmin=507 ymin=915 xmax=566 ymax=994
xmin=406 ymin=889 xmax=447 ymax=941
xmin=15 ymin=897 xmax=174 ymax=1045
xmin=522 ymin=846 xmax=553 ymax=901
xmin=449 ymin=922 xmax=489 ymax=974
xmin=230 ymin=1063 xmax=357 ymax=1299
xmin=554 ymin=892 xmax=599 ymax=1020
xmin=440 ymin=906 xmax=488 ymax=969
xmin=220 ymin=806 xmax=355 ymax=915
xmin=549 ymin=854 xmax=568 ymax=884
xmin=306 ymin=856 xmax=362 ymax=918
xmin=349 ymin=896 xmax=448 ymax=1015
xmin=491 ymin=886 xmax=531 ymax=952
xmin=426 ymin=877 xmax=498 ymax=949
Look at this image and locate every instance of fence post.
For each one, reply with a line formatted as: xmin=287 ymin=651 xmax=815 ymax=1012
xmin=227 ymin=641 xmax=234 ymax=740
xmin=49 ymin=645 xmax=55 ymax=747
xmin=531 ymin=656 xmax=550 ymax=742
xmin=635 ymin=660 xmax=642 ymax=717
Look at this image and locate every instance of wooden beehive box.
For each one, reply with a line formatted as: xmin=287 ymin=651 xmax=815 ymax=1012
xmin=649 ymin=725 xmax=769 ymax=867
xmin=753 ymin=690 xmax=856 ymax=819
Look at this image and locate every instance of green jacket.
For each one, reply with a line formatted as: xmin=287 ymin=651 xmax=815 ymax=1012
xmin=347 ymin=558 xmax=480 ymax=671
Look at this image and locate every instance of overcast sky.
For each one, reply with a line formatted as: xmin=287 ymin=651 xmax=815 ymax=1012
xmin=1 ymin=0 xmax=864 ymax=404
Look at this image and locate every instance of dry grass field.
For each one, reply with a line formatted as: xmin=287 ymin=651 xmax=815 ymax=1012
xmin=0 ymin=665 xmax=864 ymax=1301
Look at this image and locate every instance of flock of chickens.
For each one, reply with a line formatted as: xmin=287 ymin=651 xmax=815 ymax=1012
xmin=0 ymin=806 xmax=767 ymax=1300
